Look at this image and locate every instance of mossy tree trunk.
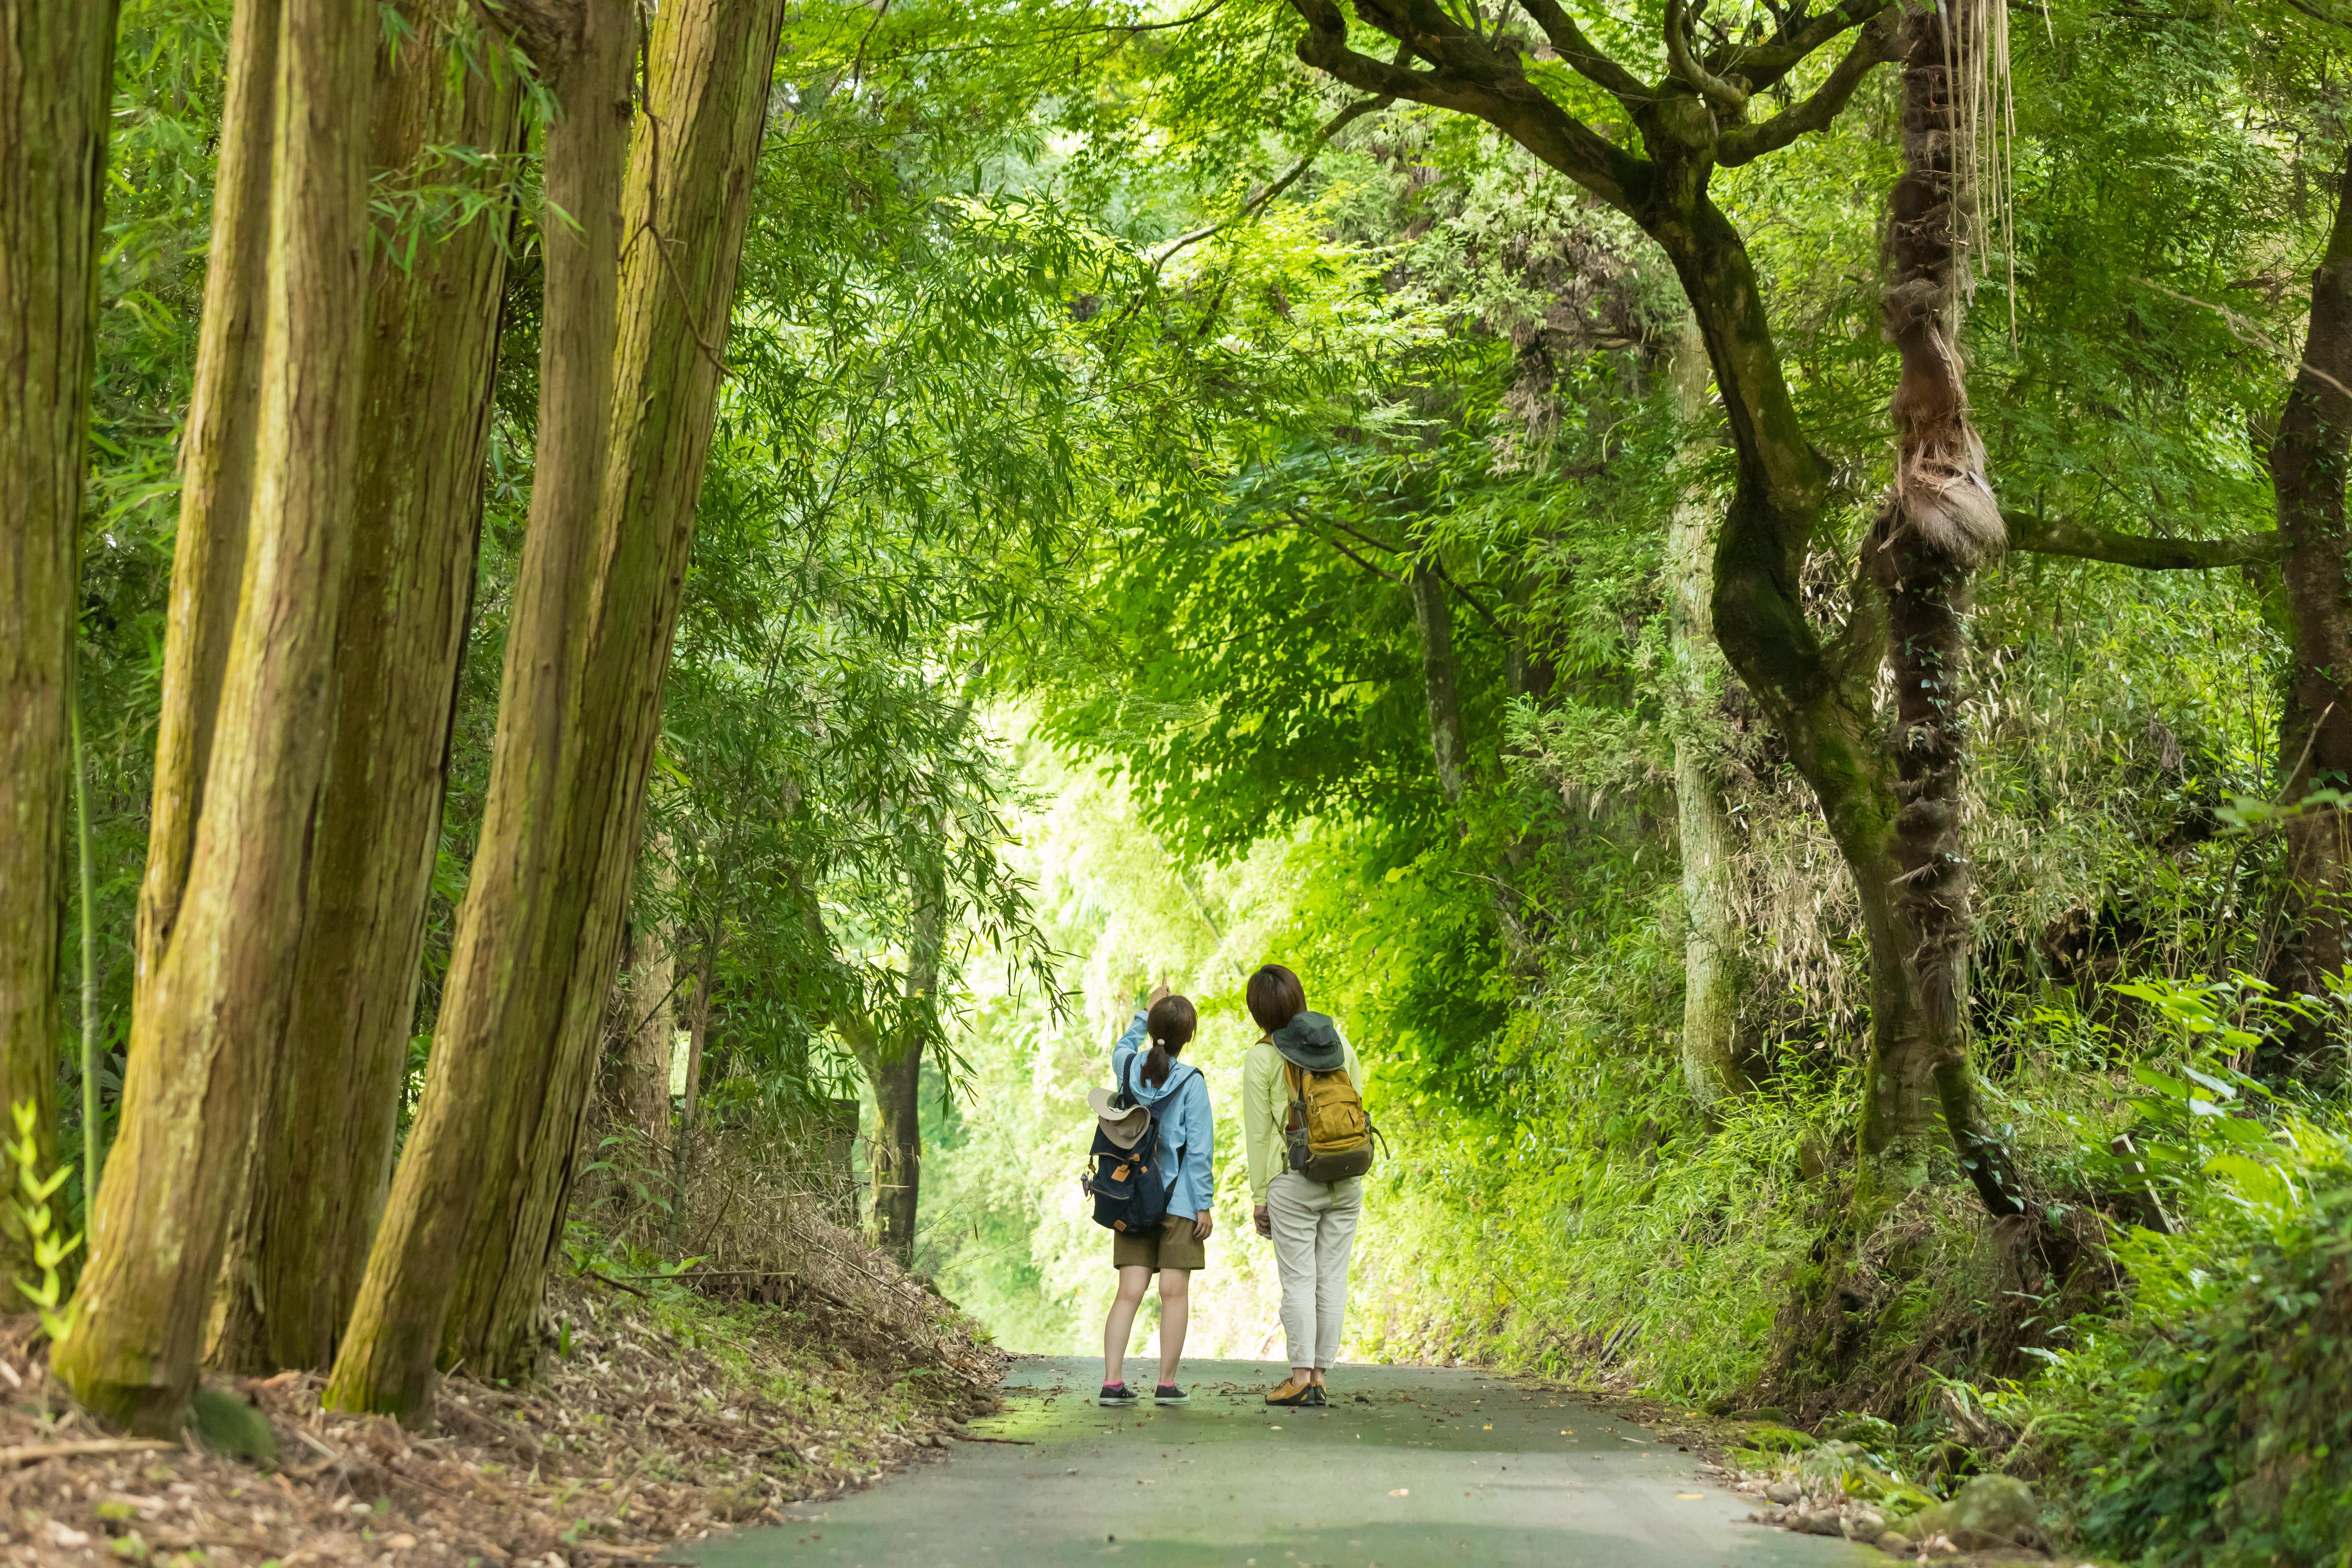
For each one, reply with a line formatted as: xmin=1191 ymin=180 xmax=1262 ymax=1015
xmin=1409 ymin=562 xmax=1471 ymax=806
xmin=1661 ymin=324 xmax=1752 ymax=1113
xmin=2265 ymin=141 xmax=2352 ymax=1052
xmin=136 ymin=0 xmax=277 ymax=1012
xmin=0 ymin=0 xmax=117 ymax=1284
xmin=322 ymin=0 xmax=635 ymax=1426
xmin=56 ymin=0 xmax=375 ymax=1433
xmin=437 ymin=0 xmax=788 ymax=1379
xmin=327 ymin=0 xmax=785 ymax=1421
xmin=212 ymin=2 xmax=522 ymax=1377
xmin=856 ymin=1023 xmax=922 ymax=1264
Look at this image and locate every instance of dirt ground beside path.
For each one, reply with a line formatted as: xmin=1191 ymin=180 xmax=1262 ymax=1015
xmin=682 ymin=1356 xmax=1885 ymax=1568
xmin=0 ymin=1270 xmax=1000 ymax=1568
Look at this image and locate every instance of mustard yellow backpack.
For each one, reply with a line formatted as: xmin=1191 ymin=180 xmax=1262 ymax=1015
xmin=1284 ymin=1060 xmax=1378 ymax=1182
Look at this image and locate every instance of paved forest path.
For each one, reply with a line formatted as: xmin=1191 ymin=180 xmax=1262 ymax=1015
xmin=687 ymin=1356 xmax=1882 ymax=1568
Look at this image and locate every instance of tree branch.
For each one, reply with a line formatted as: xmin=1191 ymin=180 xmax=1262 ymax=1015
xmin=1664 ymin=0 xmax=1748 ymax=115
xmin=1512 ymin=0 xmax=1651 ymax=105
xmin=1429 ymin=558 xmax=1508 ymax=635
xmin=1715 ymin=8 xmax=1899 ymax=167
xmin=1150 ymin=94 xmax=1393 ymax=271
xmin=2002 ymin=509 xmax=2283 ymax=570
xmin=1326 ymin=535 xmax=1407 ymax=583
xmin=1711 ymin=0 xmax=1892 ymax=91
xmin=1288 ymin=0 xmax=1647 ymax=211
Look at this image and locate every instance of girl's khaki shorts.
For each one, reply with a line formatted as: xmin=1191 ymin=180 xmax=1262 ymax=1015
xmin=1112 ymin=1214 xmax=1206 ymax=1271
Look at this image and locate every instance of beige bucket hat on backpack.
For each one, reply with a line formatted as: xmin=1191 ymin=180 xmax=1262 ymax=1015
xmin=1085 ymin=1087 xmax=1152 ymax=1150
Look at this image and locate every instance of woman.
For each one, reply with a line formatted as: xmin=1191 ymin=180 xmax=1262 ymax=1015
xmin=1241 ymin=962 xmax=1365 ymax=1407
xmin=1098 ymin=984 xmax=1214 ymax=1407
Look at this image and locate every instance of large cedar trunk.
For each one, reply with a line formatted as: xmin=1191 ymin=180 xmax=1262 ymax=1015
xmin=136 ymin=0 xmax=278 ymax=1004
xmin=323 ymin=0 xmax=636 ymax=1424
xmin=0 ymin=0 xmax=116 ymax=1281
xmin=328 ymin=0 xmax=786 ymax=1420
xmin=55 ymin=0 xmax=375 ymax=1432
xmin=438 ymin=0 xmax=789 ymax=1380
xmin=2264 ymin=142 xmax=2352 ymax=1066
xmin=1661 ymin=325 xmax=1751 ymax=1112
xmin=212 ymin=3 xmax=522 ymax=1376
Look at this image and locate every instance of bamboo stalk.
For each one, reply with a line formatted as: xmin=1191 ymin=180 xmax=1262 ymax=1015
xmin=70 ymin=668 xmax=99 ymax=1231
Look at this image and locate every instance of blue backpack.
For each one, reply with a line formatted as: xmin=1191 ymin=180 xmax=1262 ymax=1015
xmin=1083 ymin=1060 xmax=1192 ymax=1235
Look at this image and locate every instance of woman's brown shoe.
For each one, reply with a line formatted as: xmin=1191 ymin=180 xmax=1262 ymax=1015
xmin=1306 ymin=1384 xmax=1328 ymax=1407
xmin=1265 ymin=1374 xmax=1316 ymax=1406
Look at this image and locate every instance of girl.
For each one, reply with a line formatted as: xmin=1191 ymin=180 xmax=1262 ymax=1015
xmin=1098 ymin=985 xmax=1214 ymax=1406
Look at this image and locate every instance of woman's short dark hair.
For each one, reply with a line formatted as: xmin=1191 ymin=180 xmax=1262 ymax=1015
xmin=1141 ymin=994 xmax=1197 ymax=1087
xmin=1245 ymin=964 xmax=1307 ymax=1033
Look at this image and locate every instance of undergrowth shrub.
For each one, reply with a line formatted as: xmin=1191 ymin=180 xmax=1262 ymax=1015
xmin=2078 ymin=1178 xmax=2352 ymax=1568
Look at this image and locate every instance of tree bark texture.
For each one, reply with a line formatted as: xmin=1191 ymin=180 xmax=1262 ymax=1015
xmin=323 ymin=0 xmax=635 ymax=1425
xmin=622 ymin=917 xmax=678 ymax=1153
xmin=870 ymin=822 xmax=951 ymax=1264
xmin=437 ymin=0 xmax=786 ymax=1380
xmin=213 ymin=4 xmax=522 ymax=1377
xmin=136 ymin=0 xmax=278 ymax=1013
xmin=327 ymin=0 xmax=784 ymax=1419
xmin=0 ymin=0 xmax=117 ymax=1284
xmin=2264 ymin=141 xmax=2352 ymax=1031
xmin=1409 ymin=563 xmax=1470 ymax=807
xmin=861 ymin=1032 xmax=922 ymax=1264
xmin=1855 ymin=5 xmax=2016 ymax=1211
xmin=1661 ymin=324 xmax=1752 ymax=1113
xmin=55 ymin=0 xmax=375 ymax=1433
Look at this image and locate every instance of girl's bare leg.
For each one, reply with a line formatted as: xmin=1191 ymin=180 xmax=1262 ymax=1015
xmin=1155 ymin=1268 xmax=1190 ymax=1385
xmin=1102 ymin=1265 xmax=1151 ymax=1386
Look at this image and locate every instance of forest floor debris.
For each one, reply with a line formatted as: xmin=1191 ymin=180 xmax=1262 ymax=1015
xmin=0 ymin=1261 xmax=1003 ymax=1567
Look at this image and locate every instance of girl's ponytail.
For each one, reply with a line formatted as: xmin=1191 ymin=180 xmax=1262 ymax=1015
xmin=1141 ymin=994 xmax=1197 ymax=1087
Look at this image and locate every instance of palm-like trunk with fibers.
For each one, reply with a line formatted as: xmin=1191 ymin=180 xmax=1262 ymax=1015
xmin=1858 ymin=0 xmax=2014 ymax=1208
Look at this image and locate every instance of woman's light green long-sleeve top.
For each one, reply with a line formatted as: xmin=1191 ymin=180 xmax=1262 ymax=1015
xmin=1241 ymin=1029 xmax=1364 ymax=1204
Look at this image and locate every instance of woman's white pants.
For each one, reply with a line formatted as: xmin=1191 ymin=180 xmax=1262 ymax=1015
xmin=1267 ymin=1171 xmax=1363 ymax=1370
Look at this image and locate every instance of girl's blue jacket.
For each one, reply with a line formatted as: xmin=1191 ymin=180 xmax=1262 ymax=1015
xmin=1111 ymin=1011 xmax=1214 ymax=1223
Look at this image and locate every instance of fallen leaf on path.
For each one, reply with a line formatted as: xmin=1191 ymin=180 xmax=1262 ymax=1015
xmin=1388 ymin=1488 xmax=1409 ymax=1497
